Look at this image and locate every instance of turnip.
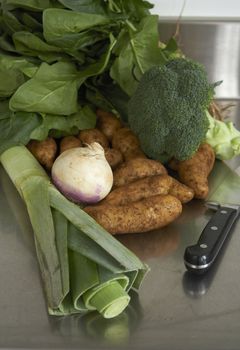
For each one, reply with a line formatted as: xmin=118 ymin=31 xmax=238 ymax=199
xmin=52 ymin=142 xmax=113 ymax=204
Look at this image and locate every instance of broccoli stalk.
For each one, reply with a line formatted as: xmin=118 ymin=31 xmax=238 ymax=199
xmin=205 ymin=110 xmax=240 ymax=160
xmin=128 ymin=58 xmax=216 ymax=162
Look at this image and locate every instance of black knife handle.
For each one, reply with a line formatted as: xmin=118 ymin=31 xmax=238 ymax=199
xmin=184 ymin=206 xmax=239 ymax=274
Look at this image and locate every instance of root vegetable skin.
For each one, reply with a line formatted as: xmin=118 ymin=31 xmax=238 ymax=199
xmin=104 ymin=148 xmax=124 ymax=169
xmin=112 ymin=127 xmax=146 ymax=161
xmin=52 ymin=143 xmax=113 ymax=204
xmin=113 ymin=158 xmax=167 ymax=188
xmin=84 ymin=194 xmax=182 ymax=234
xmin=78 ymin=128 xmax=109 ymax=149
xmin=168 ymin=158 xmax=179 ymax=171
xmin=101 ymin=174 xmax=172 ymax=206
xmin=60 ymin=136 xmax=82 ymax=154
xmin=176 ymin=143 xmax=215 ymax=199
xmin=124 ymin=148 xmax=146 ymax=161
xmin=169 ymin=178 xmax=194 ymax=203
xmin=27 ymin=137 xmax=57 ymax=171
xmin=96 ymin=109 xmax=122 ymax=141
xmin=102 ymin=174 xmax=194 ymax=206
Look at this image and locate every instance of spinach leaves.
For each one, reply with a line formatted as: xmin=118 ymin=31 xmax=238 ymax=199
xmin=0 ymin=0 xmax=179 ymax=151
xmin=9 ymin=61 xmax=79 ymax=115
xmin=0 ymin=100 xmax=41 ymax=154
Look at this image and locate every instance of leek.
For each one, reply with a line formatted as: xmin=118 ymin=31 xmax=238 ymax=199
xmin=0 ymin=145 xmax=148 ymax=318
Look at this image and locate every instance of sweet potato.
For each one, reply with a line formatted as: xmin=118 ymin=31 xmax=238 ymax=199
xmin=124 ymin=148 xmax=146 ymax=161
xmin=111 ymin=127 xmax=146 ymax=161
xmin=101 ymin=174 xmax=172 ymax=206
xmin=176 ymin=143 xmax=215 ymax=199
xmin=104 ymin=148 xmax=123 ymax=169
xmin=168 ymin=158 xmax=180 ymax=171
xmin=27 ymin=137 xmax=57 ymax=171
xmin=84 ymin=194 xmax=182 ymax=234
xmin=60 ymin=136 xmax=82 ymax=154
xmin=169 ymin=178 xmax=194 ymax=203
xmin=96 ymin=109 xmax=122 ymax=141
xmin=78 ymin=128 xmax=109 ymax=148
xmin=113 ymin=158 xmax=167 ymax=188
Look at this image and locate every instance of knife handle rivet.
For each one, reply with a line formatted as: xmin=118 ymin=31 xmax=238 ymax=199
xmin=200 ymin=243 xmax=208 ymax=248
xmin=211 ymin=226 xmax=218 ymax=230
xmin=220 ymin=210 xmax=228 ymax=214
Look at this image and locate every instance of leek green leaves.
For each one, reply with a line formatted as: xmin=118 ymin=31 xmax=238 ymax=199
xmin=0 ymin=146 xmax=148 ymax=317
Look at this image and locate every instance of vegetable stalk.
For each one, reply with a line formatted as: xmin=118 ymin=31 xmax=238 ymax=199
xmin=0 ymin=146 xmax=148 ymax=318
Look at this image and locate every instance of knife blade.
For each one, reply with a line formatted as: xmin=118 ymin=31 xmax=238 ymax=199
xmin=184 ymin=160 xmax=240 ymax=274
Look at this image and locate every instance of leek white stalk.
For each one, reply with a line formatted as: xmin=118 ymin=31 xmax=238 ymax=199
xmin=0 ymin=145 xmax=148 ymax=318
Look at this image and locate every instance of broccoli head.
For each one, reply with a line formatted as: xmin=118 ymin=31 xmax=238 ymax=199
xmin=128 ymin=57 xmax=215 ymax=162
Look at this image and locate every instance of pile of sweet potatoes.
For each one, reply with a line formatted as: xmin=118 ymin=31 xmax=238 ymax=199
xmin=27 ymin=109 xmax=215 ymax=235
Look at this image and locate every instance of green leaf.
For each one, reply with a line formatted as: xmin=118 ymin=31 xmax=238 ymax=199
xmin=13 ymin=31 xmax=62 ymax=56
xmin=0 ymin=100 xmax=41 ymax=155
xmin=4 ymin=0 xmax=51 ymax=11
xmin=77 ymin=35 xmax=116 ymax=83
xmin=30 ymin=105 xmax=97 ymax=140
xmin=9 ymin=61 xmax=79 ymax=115
xmin=110 ymin=15 xmax=166 ymax=96
xmin=22 ymin=176 xmax=64 ymax=308
xmin=18 ymin=12 xmax=43 ymax=31
xmin=99 ymin=83 xmax=130 ymax=122
xmin=0 ymin=54 xmax=36 ymax=97
xmin=43 ymin=28 xmax=108 ymax=51
xmin=164 ymin=37 xmax=178 ymax=53
xmin=52 ymin=208 xmax=69 ymax=302
xmin=129 ymin=15 xmax=166 ymax=72
xmin=20 ymin=65 xmax=39 ymax=78
xmin=206 ymin=110 xmax=240 ymax=160
xmin=0 ymin=53 xmax=36 ymax=71
xmin=43 ymin=8 xmax=110 ymax=43
xmin=0 ymin=33 xmax=18 ymax=52
xmin=1 ymin=10 xmax=26 ymax=35
xmin=0 ymin=99 xmax=12 ymax=120
xmin=85 ymin=79 xmax=129 ymax=122
xmin=110 ymin=39 xmax=138 ymax=96
xmin=57 ymin=0 xmax=107 ymax=14
xmin=69 ymin=248 xmax=98 ymax=311
xmin=0 ymin=66 xmax=25 ymax=97
xmin=111 ymin=0 xmax=153 ymax=19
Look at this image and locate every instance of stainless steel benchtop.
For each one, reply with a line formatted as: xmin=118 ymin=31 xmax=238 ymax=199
xmin=0 ymin=21 xmax=240 ymax=350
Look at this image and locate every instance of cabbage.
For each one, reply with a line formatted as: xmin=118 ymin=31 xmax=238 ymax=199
xmin=205 ymin=110 xmax=240 ymax=160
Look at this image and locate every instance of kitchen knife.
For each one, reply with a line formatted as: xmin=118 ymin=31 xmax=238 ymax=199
xmin=184 ymin=161 xmax=240 ymax=274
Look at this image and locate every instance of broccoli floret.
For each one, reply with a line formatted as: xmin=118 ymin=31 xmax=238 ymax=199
xmin=128 ymin=57 xmax=215 ymax=162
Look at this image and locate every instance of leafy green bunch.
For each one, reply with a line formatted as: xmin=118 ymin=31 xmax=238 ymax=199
xmin=0 ymin=0 xmax=179 ymax=154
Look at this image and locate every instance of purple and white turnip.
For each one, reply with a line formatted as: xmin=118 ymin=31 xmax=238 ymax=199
xmin=52 ymin=142 xmax=113 ymax=204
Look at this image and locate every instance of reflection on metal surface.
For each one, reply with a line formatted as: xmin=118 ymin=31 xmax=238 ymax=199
xmin=117 ymin=226 xmax=180 ymax=261
xmin=183 ymin=272 xmax=209 ymax=297
xmin=80 ymin=290 xmax=143 ymax=346
xmin=159 ymin=22 xmax=240 ymax=99
xmin=208 ymin=159 xmax=240 ymax=205
xmin=183 ymin=259 xmax=219 ymax=298
xmin=49 ymin=290 xmax=143 ymax=347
